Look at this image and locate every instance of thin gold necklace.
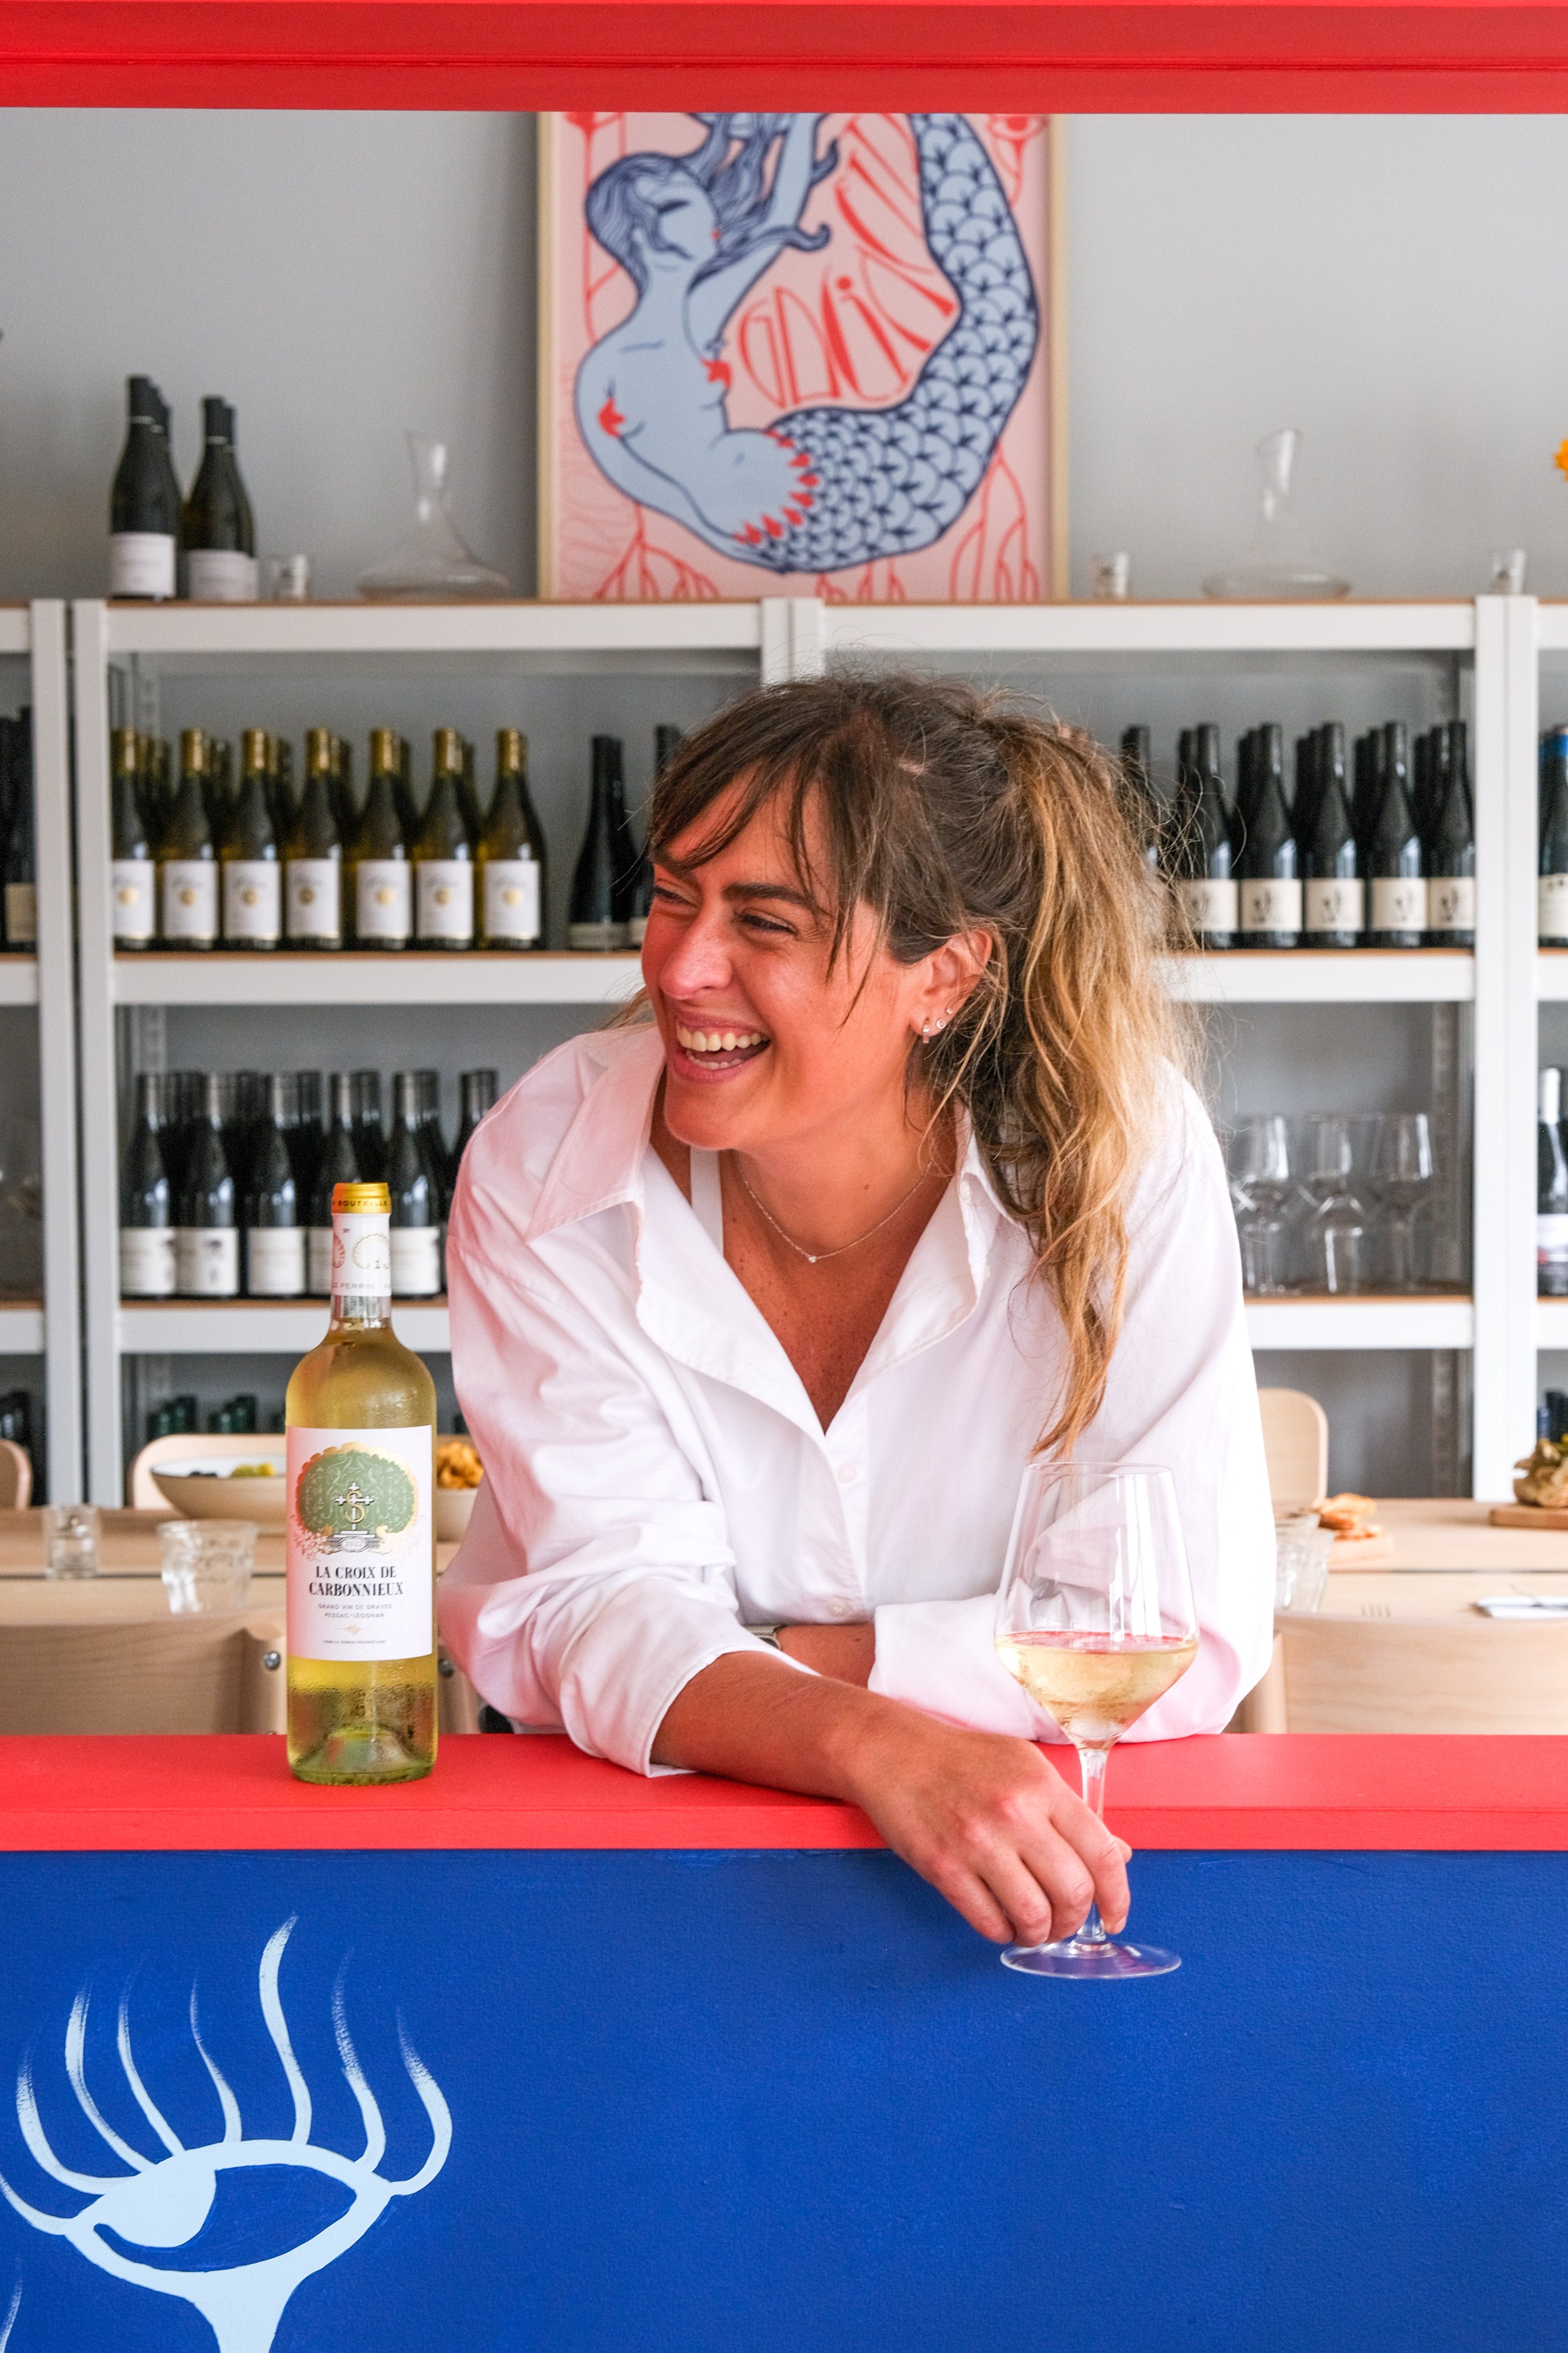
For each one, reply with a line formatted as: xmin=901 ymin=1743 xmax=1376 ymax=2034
xmin=729 ymin=1155 xmax=935 ymax=1267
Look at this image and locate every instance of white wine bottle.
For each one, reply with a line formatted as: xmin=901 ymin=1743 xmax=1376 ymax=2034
xmin=285 ymin=1179 xmax=437 ymax=1785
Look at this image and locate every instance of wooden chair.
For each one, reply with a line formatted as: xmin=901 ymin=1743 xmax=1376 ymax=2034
xmin=0 ymin=1612 xmax=286 ymax=1733
xmin=128 ymin=1431 xmax=284 ymax=1510
xmin=0 ymin=1438 xmax=31 ymax=1509
xmin=439 ymin=1651 xmax=482 ymax=1733
xmin=1252 ymin=1614 xmax=1568 ymax=1734
xmin=1257 ymin=1387 xmax=1329 ymax=1510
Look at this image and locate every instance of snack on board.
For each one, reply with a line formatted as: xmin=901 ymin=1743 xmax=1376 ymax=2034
xmin=436 ymin=1436 xmax=484 ymax=1491
xmin=1513 ymin=1439 xmax=1568 ymax=1508
xmin=1313 ymin=1492 xmax=1383 ymax=1540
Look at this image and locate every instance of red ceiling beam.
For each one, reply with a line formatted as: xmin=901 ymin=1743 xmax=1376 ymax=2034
xmin=4 ymin=0 xmax=1568 ymax=109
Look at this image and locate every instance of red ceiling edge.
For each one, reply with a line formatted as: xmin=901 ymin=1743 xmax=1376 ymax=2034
xmin=4 ymin=0 xmax=1568 ymax=107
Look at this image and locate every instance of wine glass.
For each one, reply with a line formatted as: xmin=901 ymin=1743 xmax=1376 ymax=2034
xmin=1301 ymin=1113 xmax=1367 ymax=1293
xmin=993 ymin=1462 xmax=1199 ymax=1980
xmin=1230 ymin=1114 xmax=1292 ymax=1294
xmin=1371 ymin=1112 xmax=1434 ymax=1290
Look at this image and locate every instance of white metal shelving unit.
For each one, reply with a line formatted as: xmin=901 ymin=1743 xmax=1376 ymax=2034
xmin=70 ymin=594 xmax=1519 ymax=1500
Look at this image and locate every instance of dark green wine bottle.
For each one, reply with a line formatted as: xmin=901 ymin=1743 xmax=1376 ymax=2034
xmin=284 ymin=729 xmax=343 ymax=948
xmin=351 ymin=729 xmax=412 ymax=949
xmin=158 ymin=729 xmax=219 ymax=949
xmin=413 ymin=729 xmax=475 ymax=949
xmin=110 ymin=726 xmax=156 ymax=949
xmin=110 ymin=376 xmax=179 ymax=600
xmin=478 ymin=728 xmax=546 ymax=949
xmin=221 ymin=728 xmax=281 ymax=949
xmin=183 ymin=397 xmax=257 ymax=602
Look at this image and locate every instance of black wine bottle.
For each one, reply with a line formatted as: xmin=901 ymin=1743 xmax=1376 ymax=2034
xmin=1175 ymin=723 xmax=1236 ymax=951
xmin=120 ymin=1072 xmax=175 ymax=1298
xmin=306 ymin=1073 xmax=360 ymax=1295
xmin=478 ymin=728 xmax=547 ymax=949
xmin=329 ymin=734 xmax=360 ymax=843
xmin=1 ymin=714 xmax=34 ymax=953
xmin=1303 ymin=724 xmax=1363 ymax=949
xmin=351 ymin=729 xmax=412 ymax=950
xmin=284 ymin=729 xmax=343 ymax=948
xmin=1119 ymin=724 xmax=1160 ymax=872
xmin=1541 ymin=728 xmax=1568 ymax=946
xmin=221 ymin=728 xmax=281 ymax=949
xmin=387 ymin=1070 xmax=442 ymax=1296
xmin=1425 ymin=720 xmax=1475 ymax=947
xmin=1235 ymin=723 xmax=1301 ymax=949
xmin=175 ymin=1072 xmax=239 ymax=1297
xmin=110 ymin=726 xmax=156 ymax=950
xmin=243 ymin=1073 xmax=304 ymax=1296
xmin=571 ymin=735 xmax=634 ymax=951
xmin=415 ymin=1070 xmax=452 ymax=1219
xmin=413 ymin=729 xmax=475 ymax=949
xmin=158 ymin=729 xmax=219 ymax=949
xmin=1367 ymin=723 xmax=1426 ymax=948
xmin=351 ymin=1068 xmax=385 ymax=1182
xmin=182 ymin=397 xmax=257 ymax=602
xmin=453 ymin=1068 xmax=498 ymax=1176
xmin=109 ymin=376 xmax=179 ymax=601
xmin=628 ymin=726 xmax=682 ymax=946
xmin=1541 ymin=1068 xmax=1568 ymax=1297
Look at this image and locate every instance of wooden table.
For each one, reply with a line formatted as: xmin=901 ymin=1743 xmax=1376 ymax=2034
xmin=1332 ymin=1495 xmax=1568 ymax=1576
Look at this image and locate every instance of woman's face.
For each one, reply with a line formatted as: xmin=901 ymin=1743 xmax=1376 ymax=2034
xmin=643 ymin=785 xmax=959 ymax=1161
xmin=634 ymin=170 xmax=720 ymax=268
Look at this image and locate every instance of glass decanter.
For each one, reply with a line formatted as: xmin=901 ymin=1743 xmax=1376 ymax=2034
xmin=1202 ymin=428 xmax=1351 ymax=602
xmin=357 ymin=433 xmax=510 ymax=601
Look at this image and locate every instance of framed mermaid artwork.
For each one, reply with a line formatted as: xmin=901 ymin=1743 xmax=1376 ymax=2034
xmin=538 ymin=113 xmax=1066 ymax=603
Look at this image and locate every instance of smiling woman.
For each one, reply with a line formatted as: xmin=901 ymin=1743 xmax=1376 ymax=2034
xmin=439 ymin=672 xmax=1275 ymax=1953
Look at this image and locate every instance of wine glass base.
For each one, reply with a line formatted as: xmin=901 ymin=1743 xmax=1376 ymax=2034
xmin=1000 ymin=1936 xmax=1181 ymax=1980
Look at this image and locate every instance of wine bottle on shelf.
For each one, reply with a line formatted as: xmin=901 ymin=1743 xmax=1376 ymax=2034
xmin=1 ymin=713 xmax=34 ymax=952
xmin=1235 ymin=723 xmax=1301 ymax=949
xmin=182 ymin=397 xmax=258 ymax=602
xmin=284 ymin=729 xmax=344 ymax=949
xmin=387 ymin=1072 xmax=442 ymax=1297
xmin=143 ymin=734 xmax=174 ymax=849
xmin=478 ymin=728 xmax=546 ymax=949
xmin=110 ymin=727 xmax=156 ymax=950
xmin=1425 ymin=720 xmax=1476 ymax=947
xmin=307 ymin=1073 xmax=360 ymax=1296
xmin=1540 ymin=1068 xmax=1568 ymax=1297
xmin=267 ymin=735 xmax=296 ymax=843
xmin=1292 ymin=728 xmax=1322 ymax=853
xmin=1119 ymin=724 xmax=1160 ymax=872
xmin=394 ymin=734 xmax=422 ymax=843
xmin=413 ymin=1071 xmax=451 ymax=1219
xmin=351 ymin=1069 xmax=385 ymax=1182
xmin=284 ymin=1177 xmax=437 ymax=1786
xmin=120 ymin=1072 xmax=176 ymax=1299
xmin=351 ymin=729 xmax=412 ymax=950
xmin=453 ymin=1068 xmax=498 ymax=1176
xmin=1351 ymin=729 xmax=1381 ymax=861
xmin=158 ymin=729 xmax=219 ymax=949
xmin=288 ymin=1070 xmax=325 ymax=1204
xmin=1541 ymin=727 xmax=1568 ymax=946
xmin=412 ymin=729 xmax=475 ymax=950
xmin=1303 ymin=723 xmax=1364 ymax=949
xmin=1174 ymin=723 xmax=1237 ymax=951
xmin=458 ymin=736 xmax=484 ymax=845
xmin=221 ymin=729 xmax=282 ymax=950
xmin=206 ymin=736 xmax=235 ymax=843
xmin=1366 ymin=722 xmax=1426 ymax=947
xmin=109 ymin=375 xmax=180 ymax=602
xmin=245 ymin=1073 xmax=305 ymax=1297
xmin=1232 ymin=728 xmax=1259 ymax=856
xmin=570 ymin=734 xmax=633 ymax=951
xmin=175 ymin=1072 xmax=239 ymax=1298
xmin=329 ymin=735 xmax=360 ymax=842
xmin=1410 ymin=728 xmax=1436 ymax=848
xmin=628 ymin=724 xmax=682 ymax=946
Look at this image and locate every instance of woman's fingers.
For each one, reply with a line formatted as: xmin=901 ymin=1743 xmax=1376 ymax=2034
xmin=1042 ymin=1782 xmax=1131 ymax=1933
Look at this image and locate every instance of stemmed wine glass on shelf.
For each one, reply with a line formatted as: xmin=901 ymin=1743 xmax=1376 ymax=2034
xmin=994 ymin=1462 xmax=1199 ymax=1980
xmin=1301 ymin=1113 xmax=1368 ymax=1295
xmin=1230 ymin=1114 xmax=1292 ymax=1294
xmin=1370 ymin=1112 xmax=1434 ymax=1290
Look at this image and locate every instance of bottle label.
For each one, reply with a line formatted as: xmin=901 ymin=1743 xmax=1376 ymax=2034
xmin=1304 ymin=877 xmax=1365 ymax=935
xmin=1541 ymin=875 xmax=1568 ymax=943
xmin=4 ymin=883 xmax=36 ymax=947
xmin=334 ymin=1209 xmax=392 ymax=1305
xmin=246 ymin=1225 xmax=305 ymax=1296
xmin=356 ymin=859 xmax=412 ymax=942
xmin=416 ymin=859 xmax=474 ymax=942
xmin=569 ymin=919 xmax=630 ymax=952
xmin=1539 ymin=1215 xmax=1568 ymax=1267
xmin=111 ymin=858 xmax=157 ymax=943
xmin=109 ymin=531 xmax=176 ymax=599
xmin=482 ymin=859 xmax=541 ymax=944
xmin=161 ymin=860 xmax=219 ymax=943
xmin=186 ymin=549 xmax=259 ymax=602
xmin=222 ymin=858 xmax=281 ymax=944
xmin=286 ymin=1423 xmax=434 ymax=1664
xmin=1238 ymin=879 xmax=1303 ymax=936
xmin=1427 ymin=876 xmax=1476 ymax=934
xmin=307 ymin=1225 xmax=334 ymax=1296
xmin=1175 ymin=879 xmax=1237 ymax=936
xmin=1371 ymin=877 xmax=1428 ymax=934
xmin=390 ymin=1226 xmax=443 ymax=1297
xmin=175 ymin=1226 xmax=239 ymax=1296
xmin=120 ymin=1226 xmax=176 ymax=1298
xmin=286 ymin=858 xmax=341 ymax=942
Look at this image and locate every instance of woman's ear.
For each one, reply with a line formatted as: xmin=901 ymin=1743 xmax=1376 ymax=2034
xmin=909 ymin=929 xmax=995 ymax=1038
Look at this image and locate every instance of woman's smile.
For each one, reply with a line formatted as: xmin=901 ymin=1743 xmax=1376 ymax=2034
xmin=671 ymin=1020 xmax=772 ymax=1078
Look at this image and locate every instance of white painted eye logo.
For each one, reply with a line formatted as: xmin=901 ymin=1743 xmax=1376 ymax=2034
xmin=0 ymin=1918 xmax=450 ymax=2353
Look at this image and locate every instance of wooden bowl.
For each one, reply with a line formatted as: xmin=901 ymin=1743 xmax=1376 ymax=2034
xmin=152 ymin=1461 xmax=286 ymax=1529
xmin=435 ymin=1484 xmax=479 ymax=1543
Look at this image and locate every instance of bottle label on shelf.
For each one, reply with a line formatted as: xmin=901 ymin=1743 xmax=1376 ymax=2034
xmin=1539 ymin=1215 xmax=1568 ymax=1268
xmin=186 ymin=549 xmax=260 ymax=602
xmin=222 ymin=858 xmax=281 ymax=944
xmin=482 ymin=859 xmax=541 ymax=944
xmin=120 ymin=1226 xmax=176 ymax=1298
xmin=390 ymin=1226 xmax=443 ymax=1296
xmin=286 ymin=858 xmax=341 ymax=942
xmin=3 ymin=883 xmax=36 ymax=946
xmin=569 ymin=919 xmax=631 ymax=952
xmin=161 ymin=860 xmax=219 ymax=943
xmin=1238 ymin=879 xmax=1303 ymax=936
xmin=416 ymin=859 xmax=474 ymax=942
xmin=1371 ymin=877 xmax=1428 ymax=933
xmin=1304 ymin=878 xmax=1365 ymax=936
xmin=286 ymin=1422 xmax=433 ymax=1664
xmin=1541 ymin=875 xmax=1568 ymax=942
xmin=246 ymin=1225 xmax=306 ymax=1296
xmin=356 ymin=859 xmax=412 ymax=942
xmin=175 ymin=1226 xmax=240 ymax=1296
xmin=307 ymin=1225 xmax=333 ymax=1296
xmin=1427 ymin=876 xmax=1476 ymax=934
xmin=1175 ymin=879 xmax=1237 ymax=936
xmin=111 ymin=858 xmax=157 ymax=942
xmin=109 ymin=531 xmax=176 ymax=599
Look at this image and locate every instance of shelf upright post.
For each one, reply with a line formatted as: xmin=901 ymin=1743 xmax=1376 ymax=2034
xmin=1470 ymin=594 xmax=1539 ymax=1498
xmin=29 ymin=602 xmax=83 ymax=1501
xmin=70 ymin=602 xmax=125 ymax=1504
xmin=759 ymin=598 xmax=826 ymax=685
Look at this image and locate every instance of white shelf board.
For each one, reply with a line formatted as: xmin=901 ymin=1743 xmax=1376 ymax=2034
xmin=1534 ymin=1300 xmax=1568 ymax=1348
xmin=1535 ymin=952 xmax=1568 ymax=1001
xmin=0 ymin=957 xmax=38 ymax=1006
xmin=113 ymin=951 xmax=643 ymax=1008
xmin=100 ymin=600 xmax=764 ymax=670
xmin=1531 ymin=604 xmax=1568 ymax=652
xmin=1245 ymin=1295 xmax=1473 ymax=1350
xmin=821 ymin=602 xmax=1476 ymax=660
xmin=118 ymin=1300 xmax=453 ymax=1355
xmin=0 ymin=1304 xmax=44 ymax=1352
xmin=1169 ymin=951 xmax=1473 ymax=1004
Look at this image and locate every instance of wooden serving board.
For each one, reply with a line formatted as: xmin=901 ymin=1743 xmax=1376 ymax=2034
xmin=1329 ymin=1534 xmax=1395 ymax=1563
xmin=1490 ymin=1503 xmax=1568 ymax=1530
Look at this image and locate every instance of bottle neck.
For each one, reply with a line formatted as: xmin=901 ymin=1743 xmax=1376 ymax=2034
xmin=330 ymin=1208 xmax=394 ymax=1329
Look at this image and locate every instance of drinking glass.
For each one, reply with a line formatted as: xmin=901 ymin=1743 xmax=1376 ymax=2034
xmin=1371 ymin=1112 xmax=1434 ymax=1290
xmin=994 ymin=1463 xmax=1198 ymax=1980
xmin=1232 ymin=1114 xmax=1292 ymax=1294
xmin=44 ymin=1503 xmax=100 ymax=1580
xmin=159 ymin=1519 xmax=256 ymax=1614
xmin=1302 ymin=1114 xmax=1368 ymax=1292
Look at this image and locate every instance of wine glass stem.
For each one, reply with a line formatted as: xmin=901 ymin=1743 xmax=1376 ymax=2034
xmin=1073 ymin=1744 xmax=1112 ymax=1947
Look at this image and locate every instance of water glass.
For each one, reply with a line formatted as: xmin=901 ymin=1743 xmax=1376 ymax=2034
xmin=268 ymin=553 xmax=311 ymax=602
xmin=159 ymin=1519 xmax=256 ymax=1614
xmin=1275 ymin=1516 xmax=1332 ymax=1613
xmin=1089 ymin=551 xmax=1131 ymax=601
xmin=44 ymin=1503 xmax=100 ymax=1580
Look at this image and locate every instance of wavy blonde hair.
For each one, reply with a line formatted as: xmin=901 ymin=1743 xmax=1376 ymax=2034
xmin=643 ymin=670 xmax=1195 ymax=1453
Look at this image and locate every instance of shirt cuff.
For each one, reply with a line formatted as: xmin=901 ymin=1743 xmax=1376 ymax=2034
xmin=868 ymin=1594 xmax=1059 ymax=1738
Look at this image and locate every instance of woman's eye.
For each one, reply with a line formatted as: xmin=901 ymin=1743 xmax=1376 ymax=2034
xmin=650 ymin=882 xmax=692 ymax=910
xmin=739 ymin=910 xmax=794 ymax=938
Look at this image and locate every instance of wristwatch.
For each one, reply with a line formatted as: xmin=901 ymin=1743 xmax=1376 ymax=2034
xmin=747 ymin=1623 xmax=787 ymax=1651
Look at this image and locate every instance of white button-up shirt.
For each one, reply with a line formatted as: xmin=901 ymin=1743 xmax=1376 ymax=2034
xmin=440 ymin=1023 xmax=1275 ymax=1773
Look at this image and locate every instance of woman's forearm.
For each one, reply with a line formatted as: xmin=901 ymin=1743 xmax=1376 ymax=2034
xmin=652 ymin=1651 xmax=897 ymax=1799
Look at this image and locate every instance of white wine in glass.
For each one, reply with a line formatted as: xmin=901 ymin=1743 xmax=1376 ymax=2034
xmin=994 ymin=1462 xmax=1198 ymax=1978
